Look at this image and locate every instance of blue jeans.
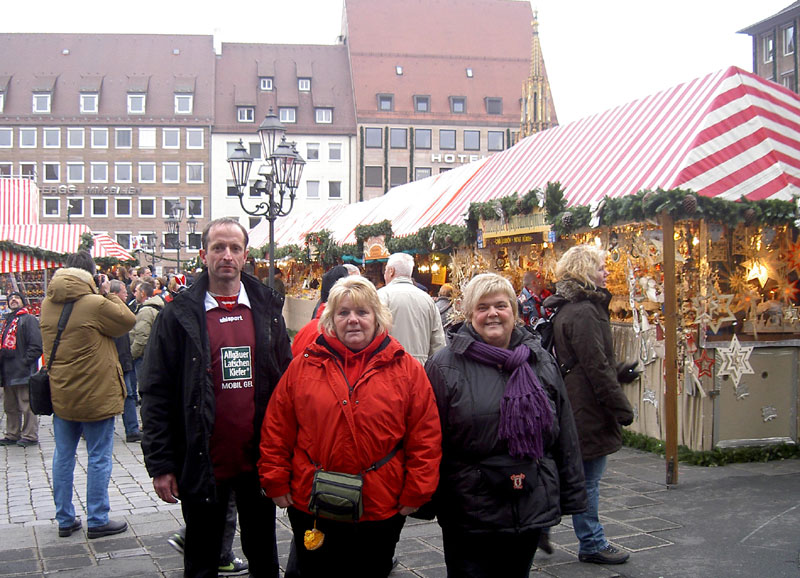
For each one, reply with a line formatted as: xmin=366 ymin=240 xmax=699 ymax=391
xmin=572 ymin=455 xmax=608 ymax=555
xmin=122 ymin=369 xmax=139 ymax=435
xmin=52 ymin=415 xmax=115 ymax=528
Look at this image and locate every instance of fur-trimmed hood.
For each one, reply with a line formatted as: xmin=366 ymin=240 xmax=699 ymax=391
xmin=46 ymin=267 xmax=98 ymax=304
xmin=543 ymin=279 xmax=611 ymax=310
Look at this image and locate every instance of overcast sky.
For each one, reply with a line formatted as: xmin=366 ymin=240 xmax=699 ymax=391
xmin=1 ymin=0 xmax=792 ymax=123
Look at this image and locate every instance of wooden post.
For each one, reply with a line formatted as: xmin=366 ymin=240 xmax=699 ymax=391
xmin=661 ymin=211 xmax=679 ymax=485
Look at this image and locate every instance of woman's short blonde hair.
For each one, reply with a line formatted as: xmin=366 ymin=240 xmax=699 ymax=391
xmin=461 ymin=273 xmax=518 ymax=321
xmin=555 ymin=244 xmax=607 ymax=288
xmin=319 ymin=275 xmax=393 ymax=337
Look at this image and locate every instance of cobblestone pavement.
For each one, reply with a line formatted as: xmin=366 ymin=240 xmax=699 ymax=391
xmin=1 ymin=409 xmax=800 ymax=576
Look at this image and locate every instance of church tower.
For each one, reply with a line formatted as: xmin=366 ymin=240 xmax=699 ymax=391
xmin=520 ymin=11 xmax=558 ymax=140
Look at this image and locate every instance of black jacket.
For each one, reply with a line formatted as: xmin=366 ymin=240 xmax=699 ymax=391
xmin=0 ymin=310 xmax=43 ymax=387
xmin=139 ymin=271 xmax=292 ymax=502
xmin=114 ymin=332 xmax=134 ymax=373
xmin=544 ymin=280 xmax=634 ymax=461
xmin=424 ymin=323 xmax=586 ymax=534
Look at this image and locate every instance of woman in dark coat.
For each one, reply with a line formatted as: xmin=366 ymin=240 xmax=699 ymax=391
xmin=425 ymin=273 xmax=586 ymax=578
xmin=543 ymin=244 xmax=635 ymax=565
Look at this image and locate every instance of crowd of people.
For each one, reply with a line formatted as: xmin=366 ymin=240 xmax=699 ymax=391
xmin=0 ymin=226 xmax=638 ymax=577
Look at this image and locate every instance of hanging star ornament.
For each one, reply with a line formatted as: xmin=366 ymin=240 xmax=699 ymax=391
xmin=775 ymin=277 xmax=800 ymax=304
xmin=785 ymin=239 xmax=800 ymax=275
xmin=716 ymin=334 xmax=755 ymax=388
xmin=694 ymin=348 xmax=715 ymax=378
xmin=706 ymin=288 xmax=736 ymax=334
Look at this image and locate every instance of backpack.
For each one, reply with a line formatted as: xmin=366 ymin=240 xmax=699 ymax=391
xmin=529 ymin=307 xmax=576 ymax=376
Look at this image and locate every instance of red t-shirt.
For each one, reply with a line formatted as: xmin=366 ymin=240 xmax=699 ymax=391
xmin=207 ymin=301 xmax=257 ymax=480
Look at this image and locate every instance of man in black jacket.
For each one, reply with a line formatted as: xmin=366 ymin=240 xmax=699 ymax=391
xmin=110 ymin=280 xmax=141 ymax=443
xmin=0 ymin=291 xmax=43 ymax=447
xmin=140 ymin=218 xmax=292 ymax=578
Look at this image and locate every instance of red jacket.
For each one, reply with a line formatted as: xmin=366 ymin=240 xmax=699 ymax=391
xmin=290 ymin=303 xmax=325 ymax=358
xmin=259 ymin=332 xmax=442 ymax=521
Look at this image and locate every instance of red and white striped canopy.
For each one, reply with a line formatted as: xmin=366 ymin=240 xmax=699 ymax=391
xmin=91 ymin=233 xmax=134 ymax=261
xmin=270 ymin=66 xmax=800 ymax=248
xmin=0 ymin=178 xmax=39 ymax=224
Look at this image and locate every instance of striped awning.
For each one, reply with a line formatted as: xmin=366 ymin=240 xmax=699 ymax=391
xmin=0 ymin=178 xmax=39 ymax=224
xmin=91 ymin=233 xmax=134 ymax=261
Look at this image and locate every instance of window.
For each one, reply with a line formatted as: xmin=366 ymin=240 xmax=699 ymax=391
xmin=91 ymin=197 xmax=108 ymax=217
xmin=248 ymin=217 xmax=261 ymax=230
xmin=43 ymin=128 xmax=60 ymax=148
xmin=306 ymin=180 xmax=320 ymax=199
xmin=186 ymin=163 xmax=204 ymax=183
xmin=139 ymin=197 xmax=156 ymax=217
xmin=298 ymin=78 xmax=311 ymax=91
xmin=486 ymin=98 xmax=503 ymax=115
xmin=139 ymin=162 xmax=156 ymax=183
xmin=378 ymin=94 xmax=394 ymax=111
xmin=163 ymin=128 xmax=180 ymax=149
xmin=395 ymin=66 xmax=403 ymax=76
xmin=33 ymin=93 xmax=51 ymax=113
xmin=0 ymin=128 xmax=12 ymax=147
xmin=329 ymin=143 xmax=342 ymax=161
xmin=174 ymin=94 xmax=193 ymax=114
xmin=20 ymin=128 xmax=36 ymax=148
xmin=139 ymin=128 xmax=156 ymax=149
xmin=439 ymin=129 xmax=456 ymax=150
xmin=315 ymin=108 xmax=333 ymax=123
xmin=306 ymin=143 xmax=320 ymax=161
xmin=415 ymin=167 xmax=432 ymax=180
xmin=115 ymin=128 xmax=132 ymax=148
xmin=784 ymin=26 xmax=796 ymax=56
xmin=67 ymin=163 xmax=84 ymax=183
xmin=163 ymin=198 xmax=180 ymax=219
xmin=390 ymin=128 xmax=407 ymax=149
xmin=67 ymin=128 xmax=84 ymax=148
xmin=415 ymin=128 xmax=431 ymax=149
xmin=227 ymin=180 xmax=240 ymax=197
xmin=328 ymin=181 xmax=341 ymax=199
xmin=66 ymin=198 xmax=83 ymax=218
xmin=116 ymin=197 xmax=132 ymax=217
xmin=238 ymin=107 xmax=255 ymax=122
xmin=764 ymin=35 xmax=775 ymax=63
xmin=162 ymin=163 xmax=179 ymax=183
xmin=260 ymin=77 xmax=273 ymax=91
xmin=450 ymin=96 xmax=466 ymax=114
xmin=279 ymin=107 xmax=296 ymax=123
xmin=186 ymin=128 xmax=204 ymax=149
xmin=365 ymin=166 xmax=383 ymax=187
xmin=188 ymin=232 xmax=201 ymax=251
xmin=115 ymin=162 xmax=132 ymax=182
xmin=782 ymin=71 xmax=796 ymax=90
xmin=91 ymin=128 xmax=108 ymax=148
xmin=466 ymin=68 xmax=474 ymax=78
xmin=128 ymin=93 xmax=146 ymax=114
xmin=20 ymin=163 xmax=35 ymax=178
xmin=365 ymin=127 xmax=382 ymax=148
xmin=43 ymin=198 xmax=60 ymax=217
xmin=488 ymin=131 xmax=504 ymax=151
xmin=390 ymin=167 xmax=407 ymax=187
xmin=187 ymin=198 xmax=203 ymax=218
xmin=43 ymin=162 xmax=60 ymax=182
xmin=90 ymin=162 xmax=108 ymax=183
xmin=248 ymin=142 xmax=262 ymax=160
xmin=464 ymin=130 xmax=480 ymax=151
xmin=414 ymin=95 xmax=430 ymax=112
xmin=116 ymin=233 xmax=131 ymax=250
xmin=80 ymin=93 xmax=98 ymax=113
xmin=0 ymin=93 xmax=4 ymax=113
xmin=0 ymin=162 xmax=10 ymax=177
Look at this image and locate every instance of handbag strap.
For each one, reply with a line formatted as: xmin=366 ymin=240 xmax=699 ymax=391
xmin=304 ymin=441 xmax=402 ymax=474
xmin=47 ymin=301 xmax=75 ymax=370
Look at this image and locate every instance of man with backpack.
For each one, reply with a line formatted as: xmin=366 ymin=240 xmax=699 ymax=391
xmin=130 ymin=280 xmax=163 ymax=378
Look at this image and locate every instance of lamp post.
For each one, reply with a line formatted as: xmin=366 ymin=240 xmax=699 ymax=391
xmin=164 ymin=202 xmax=198 ymax=273
xmin=227 ymin=109 xmax=305 ymax=289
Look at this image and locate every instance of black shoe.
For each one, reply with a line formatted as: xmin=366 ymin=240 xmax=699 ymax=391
xmin=88 ymin=519 xmax=128 ymax=539
xmin=58 ymin=517 xmax=82 ymax=537
xmin=167 ymin=532 xmax=185 ymax=555
xmin=538 ymin=531 xmax=554 ymax=555
xmin=125 ymin=431 xmax=142 ymax=443
xmin=391 ymin=556 xmax=399 ymax=571
xmin=218 ymin=557 xmax=248 ymax=576
xmin=579 ymin=544 xmax=630 ymax=564
xmin=0 ymin=438 xmax=18 ymax=446
xmin=16 ymin=439 xmax=38 ymax=447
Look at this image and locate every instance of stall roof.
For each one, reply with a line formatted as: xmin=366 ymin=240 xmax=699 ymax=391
xmin=269 ymin=66 xmax=800 ymax=249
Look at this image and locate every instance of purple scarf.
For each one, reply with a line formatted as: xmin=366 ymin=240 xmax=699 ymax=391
xmin=463 ymin=340 xmax=554 ymax=460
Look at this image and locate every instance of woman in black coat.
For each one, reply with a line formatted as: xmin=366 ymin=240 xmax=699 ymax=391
xmin=543 ymin=244 xmax=635 ymax=565
xmin=425 ymin=273 xmax=585 ymax=578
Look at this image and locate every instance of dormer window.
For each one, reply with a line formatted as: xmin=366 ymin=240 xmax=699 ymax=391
xmin=298 ymin=78 xmax=311 ymax=91
xmin=127 ymin=93 xmax=146 ymax=114
xmin=378 ymin=94 xmax=394 ymax=111
xmin=395 ymin=66 xmax=403 ymax=75
xmin=32 ymin=93 xmax=51 ymax=113
xmin=260 ymin=77 xmax=273 ymax=91
xmin=466 ymin=68 xmax=474 ymax=78
xmin=485 ymin=97 xmax=503 ymax=115
xmin=238 ymin=107 xmax=255 ymax=122
xmin=174 ymin=94 xmax=193 ymax=114
xmin=80 ymin=93 xmax=98 ymax=113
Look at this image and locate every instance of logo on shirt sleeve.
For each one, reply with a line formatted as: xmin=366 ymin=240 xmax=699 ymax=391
xmin=221 ymin=346 xmax=252 ymax=385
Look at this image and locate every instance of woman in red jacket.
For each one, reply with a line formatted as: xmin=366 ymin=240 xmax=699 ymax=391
xmin=259 ymin=275 xmax=442 ymax=578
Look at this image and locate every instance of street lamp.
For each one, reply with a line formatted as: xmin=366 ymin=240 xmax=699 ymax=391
xmin=164 ymin=202 xmax=198 ymax=273
xmin=227 ymin=109 xmax=305 ymax=289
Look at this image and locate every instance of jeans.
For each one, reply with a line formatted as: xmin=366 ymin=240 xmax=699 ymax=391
xmin=121 ymin=369 xmax=139 ymax=435
xmin=572 ymin=455 xmax=608 ymax=555
xmin=52 ymin=415 xmax=115 ymax=528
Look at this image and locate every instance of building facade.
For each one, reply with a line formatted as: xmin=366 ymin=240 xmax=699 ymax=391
xmin=739 ymin=2 xmax=800 ymax=92
xmin=212 ymin=43 xmax=356 ymax=231
xmin=0 ymin=34 xmax=215 ymax=265
xmin=342 ymin=0 xmax=556 ymax=201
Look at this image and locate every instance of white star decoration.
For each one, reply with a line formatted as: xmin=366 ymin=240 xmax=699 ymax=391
xmin=716 ymin=335 xmax=755 ymax=388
